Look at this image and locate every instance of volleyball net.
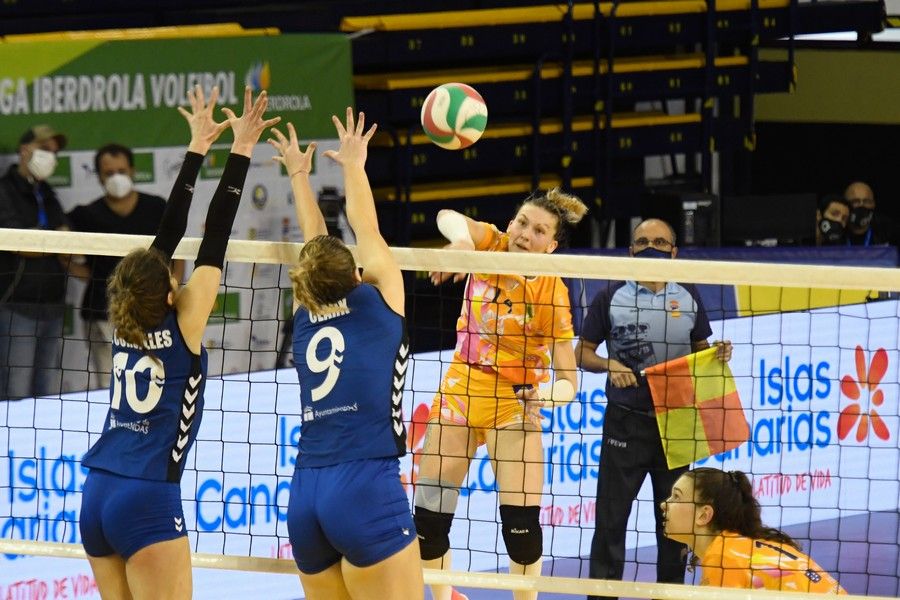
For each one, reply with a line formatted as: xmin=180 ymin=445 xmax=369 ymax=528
xmin=1 ymin=228 xmax=899 ymax=599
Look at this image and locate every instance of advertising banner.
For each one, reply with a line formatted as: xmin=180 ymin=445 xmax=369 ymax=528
xmin=0 ymin=34 xmax=352 ymax=151
xmin=0 ymin=32 xmax=355 ymax=391
xmin=2 ymin=300 xmax=899 ymax=597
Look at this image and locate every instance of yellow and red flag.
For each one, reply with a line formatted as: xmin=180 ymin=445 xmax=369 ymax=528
xmin=644 ymin=346 xmax=749 ymax=469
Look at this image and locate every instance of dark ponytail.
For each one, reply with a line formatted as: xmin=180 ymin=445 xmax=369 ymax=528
xmin=688 ymin=468 xmax=799 ymax=549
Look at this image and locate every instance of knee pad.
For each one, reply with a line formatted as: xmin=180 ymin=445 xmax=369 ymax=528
xmin=500 ymin=505 xmax=542 ymax=565
xmin=413 ymin=478 xmax=460 ymax=514
xmin=413 ymin=507 xmax=454 ymax=561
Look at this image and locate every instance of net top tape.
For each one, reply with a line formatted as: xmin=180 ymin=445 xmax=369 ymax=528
xmin=2 ymin=228 xmax=897 ymax=291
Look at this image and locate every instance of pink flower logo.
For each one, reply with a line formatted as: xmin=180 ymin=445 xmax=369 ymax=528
xmin=838 ymin=346 xmax=890 ymax=442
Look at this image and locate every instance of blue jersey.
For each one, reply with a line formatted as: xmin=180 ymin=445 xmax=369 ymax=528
xmin=82 ymin=311 xmax=208 ymax=482
xmin=293 ymin=284 xmax=408 ymax=467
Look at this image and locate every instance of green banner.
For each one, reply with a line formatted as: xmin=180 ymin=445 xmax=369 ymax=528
xmin=0 ymin=34 xmax=353 ymax=151
xmin=210 ymin=291 xmax=241 ymax=322
xmin=132 ymin=152 xmax=155 ymax=183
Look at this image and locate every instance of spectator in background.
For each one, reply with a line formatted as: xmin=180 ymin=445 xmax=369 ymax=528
xmin=68 ymin=144 xmax=182 ymax=389
xmin=844 ymin=181 xmax=895 ymax=246
xmin=814 ymin=195 xmax=849 ymax=246
xmin=0 ymin=125 xmax=70 ymax=401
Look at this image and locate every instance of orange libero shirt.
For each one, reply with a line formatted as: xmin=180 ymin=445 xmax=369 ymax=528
xmin=454 ymin=224 xmax=574 ymax=386
xmin=701 ymin=531 xmax=846 ymax=594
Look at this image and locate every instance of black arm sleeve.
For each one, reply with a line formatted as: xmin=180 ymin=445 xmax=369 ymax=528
xmin=194 ymin=153 xmax=250 ymax=270
xmin=150 ymin=151 xmax=204 ymax=259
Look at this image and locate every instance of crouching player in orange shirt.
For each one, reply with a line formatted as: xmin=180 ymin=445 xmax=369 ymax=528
xmin=662 ymin=467 xmax=846 ymax=594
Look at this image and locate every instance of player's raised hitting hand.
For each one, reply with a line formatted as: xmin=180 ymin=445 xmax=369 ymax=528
xmin=221 ymin=86 xmax=282 ymax=157
xmin=179 ymin=84 xmax=230 ymax=155
xmin=428 ymin=239 xmax=474 ymax=286
xmin=323 ymin=107 xmax=377 ymax=168
xmin=268 ymin=123 xmax=317 ymax=178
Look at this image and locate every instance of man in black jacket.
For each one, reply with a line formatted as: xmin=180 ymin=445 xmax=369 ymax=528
xmin=844 ymin=181 xmax=896 ymax=247
xmin=68 ymin=143 xmax=180 ymax=389
xmin=0 ymin=125 xmax=69 ymax=400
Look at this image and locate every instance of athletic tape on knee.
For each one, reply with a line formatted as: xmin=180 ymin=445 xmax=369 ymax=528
xmin=499 ymin=504 xmax=542 ymax=565
xmin=413 ymin=478 xmax=460 ymax=514
xmin=413 ymin=507 xmax=454 ymax=561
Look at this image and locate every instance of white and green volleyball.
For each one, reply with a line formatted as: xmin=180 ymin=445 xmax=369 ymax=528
xmin=420 ymin=82 xmax=488 ymax=150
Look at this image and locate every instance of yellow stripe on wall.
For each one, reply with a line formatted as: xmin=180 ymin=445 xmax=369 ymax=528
xmin=2 ymin=23 xmax=277 ymax=43
xmin=735 ymin=285 xmax=878 ymax=317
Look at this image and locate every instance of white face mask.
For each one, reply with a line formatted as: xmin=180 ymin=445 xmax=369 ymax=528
xmin=27 ymin=149 xmax=57 ymax=181
xmin=104 ymin=173 xmax=134 ymax=199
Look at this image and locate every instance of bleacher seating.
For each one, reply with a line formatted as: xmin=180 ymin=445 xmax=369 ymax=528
xmin=0 ymin=0 xmax=886 ymax=246
xmin=340 ymin=0 xmax=884 ymax=245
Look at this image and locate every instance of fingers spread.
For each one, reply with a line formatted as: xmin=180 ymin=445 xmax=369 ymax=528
xmin=251 ymin=91 xmax=268 ymax=119
xmin=195 ymin=85 xmax=207 ymax=112
xmin=271 ymin=127 xmax=287 ymax=144
xmin=344 ymin=106 xmax=354 ymax=134
xmin=242 ymin=85 xmax=252 ymax=114
xmin=331 ymin=114 xmax=346 ymax=137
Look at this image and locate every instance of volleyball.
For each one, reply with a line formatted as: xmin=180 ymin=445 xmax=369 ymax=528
xmin=420 ymin=82 xmax=488 ymax=150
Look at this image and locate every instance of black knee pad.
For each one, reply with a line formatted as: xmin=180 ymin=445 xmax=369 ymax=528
xmin=413 ymin=507 xmax=454 ymax=561
xmin=499 ymin=505 xmax=542 ymax=565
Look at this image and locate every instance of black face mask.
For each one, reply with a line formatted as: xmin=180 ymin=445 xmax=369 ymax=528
xmin=818 ymin=218 xmax=845 ymax=245
xmin=633 ymin=247 xmax=673 ymax=259
xmin=849 ymin=206 xmax=874 ymax=230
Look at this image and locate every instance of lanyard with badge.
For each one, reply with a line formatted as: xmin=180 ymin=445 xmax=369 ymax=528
xmin=33 ymin=185 xmax=49 ymax=229
xmin=846 ymin=228 xmax=872 ymax=247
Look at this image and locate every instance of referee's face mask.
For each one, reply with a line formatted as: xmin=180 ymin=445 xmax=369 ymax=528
xmin=631 ymin=236 xmax=676 ymax=259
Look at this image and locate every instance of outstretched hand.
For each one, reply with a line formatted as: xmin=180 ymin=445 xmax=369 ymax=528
xmin=222 ymin=86 xmax=282 ymax=158
xmin=428 ymin=239 xmax=475 ymax=285
xmin=268 ymin=123 xmax=317 ymax=177
xmin=323 ymin=107 xmax=377 ymax=168
xmin=179 ymin=85 xmax=230 ymax=155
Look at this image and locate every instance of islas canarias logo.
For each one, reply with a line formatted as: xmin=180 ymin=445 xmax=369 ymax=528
xmin=838 ymin=346 xmax=891 ymax=442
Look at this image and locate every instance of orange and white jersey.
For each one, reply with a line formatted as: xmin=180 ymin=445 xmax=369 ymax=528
xmin=454 ymin=223 xmax=574 ymax=386
xmin=701 ymin=531 xmax=846 ymax=594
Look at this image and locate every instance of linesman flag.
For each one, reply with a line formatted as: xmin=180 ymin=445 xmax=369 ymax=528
xmin=644 ymin=346 xmax=749 ymax=469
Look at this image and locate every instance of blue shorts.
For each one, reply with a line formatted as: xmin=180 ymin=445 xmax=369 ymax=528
xmin=288 ymin=457 xmax=416 ymax=574
xmin=80 ymin=469 xmax=186 ymax=559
